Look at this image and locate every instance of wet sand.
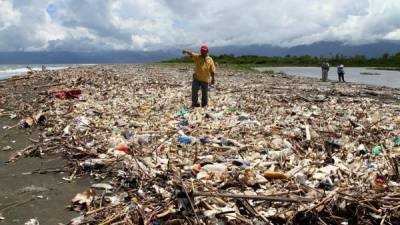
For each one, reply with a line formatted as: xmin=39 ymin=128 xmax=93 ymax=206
xmin=0 ymin=71 xmax=91 ymax=225
xmin=0 ymin=117 xmax=91 ymax=225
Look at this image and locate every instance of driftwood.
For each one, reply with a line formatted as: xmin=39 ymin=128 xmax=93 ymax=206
xmin=194 ymin=191 xmax=314 ymax=203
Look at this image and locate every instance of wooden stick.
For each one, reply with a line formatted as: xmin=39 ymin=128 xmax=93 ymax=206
xmin=28 ymin=138 xmax=39 ymax=143
xmin=305 ymin=124 xmax=311 ymax=141
xmin=85 ymin=205 xmax=119 ymax=216
xmin=380 ymin=214 xmax=387 ymax=225
xmin=99 ymin=213 xmax=124 ymax=225
xmin=181 ymin=182 xmax=200 ymax=224
xmin=194 ymin=192 xmax=314 ymax=203
xmin=22 ymin=168 xmax=65 ymax=175
xmin=7 ymin=124 xmax=18 ymax=130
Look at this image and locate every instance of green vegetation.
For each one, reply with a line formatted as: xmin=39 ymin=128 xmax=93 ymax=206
xmin=262 ymin=70 xmax=275 ymax=74
xmin=152 ymin=61 xmax=257 ymax=72
xmin=162 ymin=52 xmax=400 ymax=68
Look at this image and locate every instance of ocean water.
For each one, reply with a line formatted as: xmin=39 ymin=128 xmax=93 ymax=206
xmin=0 ymin=64 xmax=94 ymax=80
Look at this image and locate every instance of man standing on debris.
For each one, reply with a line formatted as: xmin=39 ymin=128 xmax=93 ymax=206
xmin=182 ymin=45 xmax=216 ymax=107
xmin=321 ymin=62 xmax=330 ymax=81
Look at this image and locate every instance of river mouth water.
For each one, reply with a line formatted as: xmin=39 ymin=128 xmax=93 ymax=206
xmin=255 ymin=67 xmax=400 ymax=89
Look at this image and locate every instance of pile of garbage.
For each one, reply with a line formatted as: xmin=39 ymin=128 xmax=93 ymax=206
xmin=2 ymin=64 xmax=400 ymax=224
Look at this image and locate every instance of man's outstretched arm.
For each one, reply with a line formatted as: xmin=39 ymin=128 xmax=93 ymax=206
xmin=182 ymin=49 xmax=194 ymax=57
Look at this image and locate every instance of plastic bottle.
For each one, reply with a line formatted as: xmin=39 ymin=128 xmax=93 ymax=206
xmin=372 ymin=145 xmax=383 ymax=156
xmin=393 ymin=136 xmax=400 ymax=146
xmin=177 ymin=136 xmax=192 ymax=144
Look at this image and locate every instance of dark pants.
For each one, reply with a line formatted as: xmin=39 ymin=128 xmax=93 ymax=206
xmin=192 ymin=78 xmax=208 ymax=107
xmin=322 ymin=70 xmax=329 ymax=81
xmin=338 ymin=73 xmax=345 ymax=82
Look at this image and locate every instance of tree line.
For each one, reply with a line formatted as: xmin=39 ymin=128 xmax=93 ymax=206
xmin=163 ymin=52 xmax=400 ymax=67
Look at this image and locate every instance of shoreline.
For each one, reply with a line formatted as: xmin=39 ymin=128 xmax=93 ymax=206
xmin=0 ymin=71 xmax=91 ymax=225
xmin=0 ymin=64 xmax=97 ymax=81
xmin=1 ymin=64 xmax=400 ymax=224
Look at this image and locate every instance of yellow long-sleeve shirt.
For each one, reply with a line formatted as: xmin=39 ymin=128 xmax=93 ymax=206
xmin=190 ymin=54 xmax=216 ymax=82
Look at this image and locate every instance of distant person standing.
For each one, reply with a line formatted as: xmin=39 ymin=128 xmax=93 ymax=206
xmin=321 ymin=62 xmax=330 ymax=81
xmin=337 ymin=64 xmax=345 ymax=82
xmin=182 ymin=45 xmax=216 ymax=108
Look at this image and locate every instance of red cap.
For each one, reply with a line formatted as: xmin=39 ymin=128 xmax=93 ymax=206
xmin=200 ymin=44 xmax=208 ymax=52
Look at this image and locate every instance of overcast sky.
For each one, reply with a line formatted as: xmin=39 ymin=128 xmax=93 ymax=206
xmin=0 ymin=0 xmax=399 ymax=51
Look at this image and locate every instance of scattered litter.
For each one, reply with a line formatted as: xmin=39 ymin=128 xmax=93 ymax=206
xmin=177 ymin=136 xmax=192 ymax=144
xmin=393 ymin=136 xmax=400 ymax=146
xmin=71 ymin=189 xmax=96 ymax=210
xmin=232 ymin=159 xmax=250 ymax=169
xmin=1 ymin=145 xmax=12 ymax=151
xmin=24 ymin=218 xmax=39 ymax=225
xmin=55 ymin=89 xmax=82 ymax=99
xmin=2 ymin=64 xmax=400 ymax=224
xmin=372 ymin=145 xmax=383 ymax=156
xmin=91 ymin=183 xmax=113 ymax=190
xmin=114 ymin=145 xmax=129 ymax=152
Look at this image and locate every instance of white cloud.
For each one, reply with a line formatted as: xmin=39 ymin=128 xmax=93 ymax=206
xmin=0 ymin=0 xmax=399 ymax=51
xmin=0 ymin=0 xmax=21 ymax=31
xmin=384 ymin=29 xmax=400 ymax=40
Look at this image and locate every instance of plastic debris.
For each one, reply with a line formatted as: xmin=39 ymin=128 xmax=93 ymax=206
xmin=114 ymin=145 xmax=129 ymax=152
xmin=179 ymin=120 xmax=189 ymax=126
xmin=55 ymin=89 xmax=82 ymax=99
xmin=71 ymin=189 xmax=96 ymax=210
xmin=24 ymin=218 xmax=39 ymax=225
xmin=68 ymin=215 xmax=84 ymax=225
xmin=91 ymin=183 xmax=113 ymax=190
xmin=177 ymin=136 xmax=192 ymax=144
xmin=372 ymin=145 xmax=383 ymax=156
xmin=232 ymin=159 xmax=250 ymax=169
xmin=2 ymin=64 xmax=400 ymax=224
xmin=393 ymin=136 xmax=400 ymax=146
xmin=228 ymin=107 xmax=237 ymax=112
xmin=263 ymin=171 xmax=287 ymax=180
xmin=1 ymin=145 xmax=12 ymax=151
xmin=177 ymin=107 xmax=189 ymax=117
xmin=199 ymin=136 xmax=210 ymax=144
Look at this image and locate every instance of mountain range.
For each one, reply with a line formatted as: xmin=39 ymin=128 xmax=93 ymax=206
xmin=0 ymin=41 xmax=399 ymax=64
